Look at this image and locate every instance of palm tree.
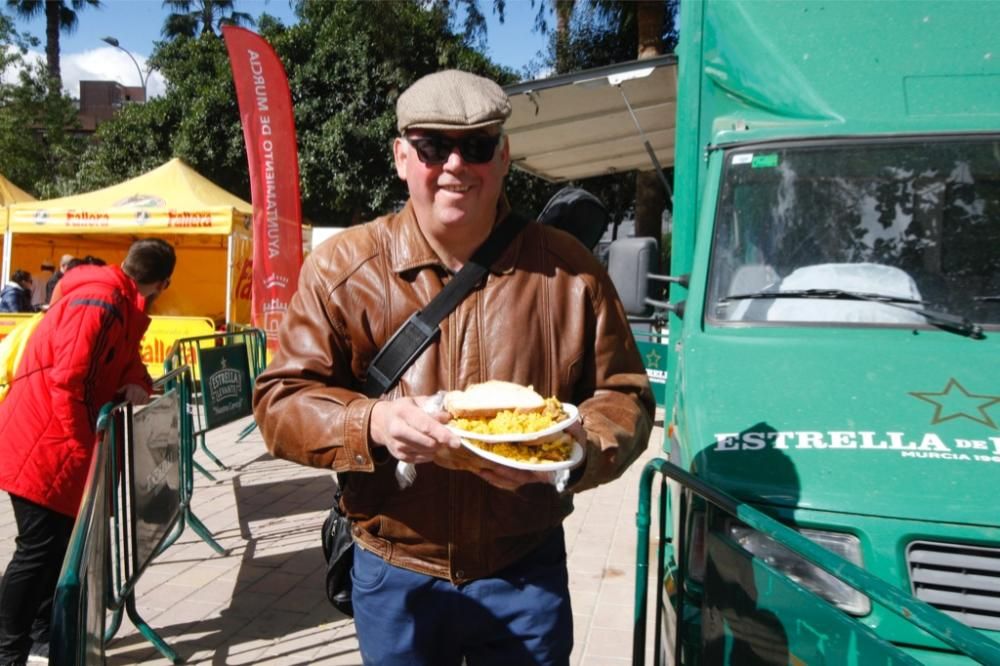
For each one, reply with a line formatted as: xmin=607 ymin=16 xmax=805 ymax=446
xmin=635 ymin=0 xmax=666 ymax=59
xmin=632 ymin=1 xmax=668 ymax=249
xmin=585 ymin=0 xmax=672 ymax=250
xmin=553 ymin=0 xmax=575 ymax=73
xmin=479 ymin=0 xmax=676 ymax=250
xmin=161 ymin=0 xmax=254 ymax=39
xmin=6 ymin=0 xmax=101 ymax=90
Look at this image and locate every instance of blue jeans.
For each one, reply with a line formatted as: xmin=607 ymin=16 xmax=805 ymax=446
xmin=351 ymin=528 xmax=572 ymax=666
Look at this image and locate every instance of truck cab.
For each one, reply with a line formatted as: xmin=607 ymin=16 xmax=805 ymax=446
xmin=507 ymin=1 xmax=1000 ymax=663
xmin=665 ymin=1 xmax=999 ymax=663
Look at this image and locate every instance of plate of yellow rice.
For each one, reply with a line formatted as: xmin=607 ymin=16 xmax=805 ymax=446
xmin=447 ymin=402 xmax=579 ymax=443
xmin=459 ymin=436 xmax=584 ymax=471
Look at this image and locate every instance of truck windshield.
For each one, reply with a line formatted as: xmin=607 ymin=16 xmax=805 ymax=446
xmin=707 ymin=137 xmax=1000 ymax=329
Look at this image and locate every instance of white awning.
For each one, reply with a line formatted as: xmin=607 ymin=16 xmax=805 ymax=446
xmin=503 ymin=55 xmax=677 ymax=182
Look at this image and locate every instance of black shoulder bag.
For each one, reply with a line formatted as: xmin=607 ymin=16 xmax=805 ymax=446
xmin=322 ymin=213 xmax=529 ymax=616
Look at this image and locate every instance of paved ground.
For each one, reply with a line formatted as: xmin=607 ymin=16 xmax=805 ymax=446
xmin=0 ymin=411 xmax=665 ymax=665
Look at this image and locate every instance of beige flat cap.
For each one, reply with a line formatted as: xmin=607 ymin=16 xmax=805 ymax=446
xmin=397 ymin=70 xmax=511 ymax=133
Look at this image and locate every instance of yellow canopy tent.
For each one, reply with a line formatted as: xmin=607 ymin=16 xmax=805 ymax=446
xmin=0 ymin=173 xmax=35 ymax=205
xmin=0 ymin=159 xmax=262 ymax=372
xmin=0 ymin=173 xmax=36 ymax=283
xmin=3 ymin=158 xmax=255 ymax=328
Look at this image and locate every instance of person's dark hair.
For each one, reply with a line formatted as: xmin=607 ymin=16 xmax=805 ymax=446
xmin=64 ymin=258 xmax=84 ymax=272
xmin=123 ymin=238 xmax=176 ymax=284
xmin=82 ymin=255 xmax=106 ymax=266
xmin=12 ymin=269 xmax=30 ymax=286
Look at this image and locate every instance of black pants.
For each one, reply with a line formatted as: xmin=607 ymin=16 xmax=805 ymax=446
xmin=0 ymin=494 xmax=74 ymax=663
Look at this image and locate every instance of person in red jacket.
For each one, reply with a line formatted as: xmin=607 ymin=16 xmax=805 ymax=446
xmin=0 ymin=238 xmax=175 ymax=665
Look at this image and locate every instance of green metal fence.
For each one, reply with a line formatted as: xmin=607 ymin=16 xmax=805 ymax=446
xmin=50 ymin=404 xmax=113 ymax=666
xmin=153 ymin=362 xmax=227 ymax=557
xmin=634 ymin=458 xmax=1000 ymax=665
xmin=163 ymin=328 xmax=266 ymax=478
xmin=51 ymin=365 xmax=191 ymax=664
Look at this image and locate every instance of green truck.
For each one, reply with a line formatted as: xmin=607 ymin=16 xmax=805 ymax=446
xmin=505 ymin=1 xmax=999 ymax=660
xmin=628 ymin=0 xmax=1000 ymax=663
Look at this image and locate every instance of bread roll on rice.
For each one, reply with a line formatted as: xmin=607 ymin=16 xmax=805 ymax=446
xmin=443 ymin=381 xmax=573 ymax=465
xmin=444 ymin=380 xmax=546 ymax=418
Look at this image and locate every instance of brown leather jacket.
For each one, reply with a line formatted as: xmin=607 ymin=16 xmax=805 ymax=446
xmin=253 ymin=200 xmax=653 ymax=583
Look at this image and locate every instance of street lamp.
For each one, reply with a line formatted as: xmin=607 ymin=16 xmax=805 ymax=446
xmin=101 ymin=36 xmax=148 ymax=102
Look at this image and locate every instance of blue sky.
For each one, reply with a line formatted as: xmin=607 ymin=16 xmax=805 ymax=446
xmin=7 ymin=0 xmax=551 ymax=98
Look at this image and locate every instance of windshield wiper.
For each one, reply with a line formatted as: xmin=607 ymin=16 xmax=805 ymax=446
xmin=974 ymin=295 xmax=1000 ymax=302
xmin=722 ymin=288 xmax=984 ymax=339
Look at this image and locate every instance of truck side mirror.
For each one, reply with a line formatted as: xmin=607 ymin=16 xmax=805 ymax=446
xmin=608 ymin=237 xmax=688 ymax=318
xmin=608 ymin=237 xmax=659 ymax=316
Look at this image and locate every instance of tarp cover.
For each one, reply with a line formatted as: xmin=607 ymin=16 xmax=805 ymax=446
xmin=504 ymin=55 xmax=677 ymax=182
xmin=3 ymin=159 xmax=254 ymax=325
xmin=0 ymin=174 xmax=35 ymax=205
xmin=0 ymin=174 xmax=34 ymax=266
xmin=7 ymin=158 xmax=252 ymax=234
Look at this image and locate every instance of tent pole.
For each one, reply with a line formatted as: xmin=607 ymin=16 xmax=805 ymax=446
xmin=617 ymin=85 xmax=674 ymax=203
xmin=225 ymin=232 xmax=234 ymax=329
xmin=1 ymin=225 xmax=11 ymax=281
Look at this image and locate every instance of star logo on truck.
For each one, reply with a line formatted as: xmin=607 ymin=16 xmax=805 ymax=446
xmin=909 ymin=379 xmax=1000 ymax=429
xmin=644 ymin=348 xmax=662 ymax=369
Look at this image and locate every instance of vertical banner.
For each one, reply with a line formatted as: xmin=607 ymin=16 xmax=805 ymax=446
xmin=222 ymin=26 xmax=303 ymax=352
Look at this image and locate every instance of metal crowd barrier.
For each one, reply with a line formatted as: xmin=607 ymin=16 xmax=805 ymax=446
xmin=163 ymin=328 xmax=266 ymax=478
xmin=633 ymin=458 xmax=1000 ymax=665
xmin=155 ymin=363 xmax=227 ymax=558
xmin=51 ymin=366 xmax=191 ymax=665
xmin=50 ymin=403 xmax=113 ymax=665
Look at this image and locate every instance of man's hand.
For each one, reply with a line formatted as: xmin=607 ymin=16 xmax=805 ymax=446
xmin=564 ymin=421 xmax=586 ymax=447
xmin=370 ymin=396 xmax=462 ymax=464
xmin=120 ymin=383 xmax=151 ymax=406
xmin=475 ymin=465 xmax=554 ymax=491
xmin=433 ymin=445 xmax=552 ymax=490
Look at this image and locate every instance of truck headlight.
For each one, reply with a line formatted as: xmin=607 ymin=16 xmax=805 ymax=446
xmin=727 ymin=521 xmax=871 ymax=616
xmin=687 ymin=509 xmax=706 ymax=582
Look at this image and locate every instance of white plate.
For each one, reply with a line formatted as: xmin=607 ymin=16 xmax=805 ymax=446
xmin=446 ymin=403 xmax=579 ymax=443
xmin=460 ymin=438 xmax=585 ymax=472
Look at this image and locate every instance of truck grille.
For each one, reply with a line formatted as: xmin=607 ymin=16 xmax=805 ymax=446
xmin=908 ymin=541 xmax=1000 ymax=632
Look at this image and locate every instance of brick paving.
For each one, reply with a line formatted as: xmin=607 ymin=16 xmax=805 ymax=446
xmin=0 ymin=411 xmax=664 ymax=665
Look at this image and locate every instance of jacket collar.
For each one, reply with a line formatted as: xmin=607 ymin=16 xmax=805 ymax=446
xmin=60 ymin=264 xmax=149 ymax=314
xmin=388 ymin=197 xmax=522 ymax=276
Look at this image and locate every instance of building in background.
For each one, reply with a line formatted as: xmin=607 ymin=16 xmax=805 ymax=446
xmin=77 ymin=80 xmax=145 ymax=131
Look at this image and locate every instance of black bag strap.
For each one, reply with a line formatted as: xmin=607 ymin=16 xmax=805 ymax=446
xmin=362 ymin=212 xmax=530 ymax=398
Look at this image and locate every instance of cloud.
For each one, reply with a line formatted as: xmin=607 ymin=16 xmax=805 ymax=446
xmin=62 ymin=47 xmax=167 ymax=98
xmin=3 ymin=47 xmax=167 ymax=98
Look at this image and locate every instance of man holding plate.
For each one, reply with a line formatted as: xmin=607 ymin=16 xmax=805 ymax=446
xmin=253 ymin=69 xmax=654 ymax=665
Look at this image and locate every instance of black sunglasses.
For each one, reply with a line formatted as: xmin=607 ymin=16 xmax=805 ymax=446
xmin=405 ymin=133 xmax=501 ymax=165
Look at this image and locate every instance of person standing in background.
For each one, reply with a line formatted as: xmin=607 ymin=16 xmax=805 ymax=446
xmin=0 ymin=271 xmax=33 ymax=313
xmin=44 ymin=255 xmax=74 ymax=306
xmin=29 ymin=263 xmax=52 ymax=310
xmin=0 ymin=239 xmax=176 ymax=665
